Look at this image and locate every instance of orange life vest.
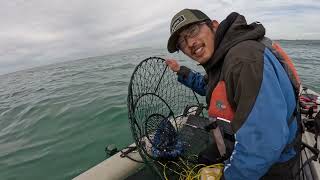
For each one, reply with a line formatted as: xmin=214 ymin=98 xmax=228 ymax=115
xmin=208 ymin=39 xmax=301 ymax=121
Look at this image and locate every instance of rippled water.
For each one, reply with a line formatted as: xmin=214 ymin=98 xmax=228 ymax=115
xmin=0 ymin=41 xmax=319 ymax=180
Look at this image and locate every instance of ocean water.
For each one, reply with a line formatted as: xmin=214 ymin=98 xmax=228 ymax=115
xmin=0 ymin=41 xmax=319 ymax=180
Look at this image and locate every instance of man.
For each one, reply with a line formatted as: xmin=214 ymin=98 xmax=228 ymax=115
xmin=165 ymin=9 xmax=301 ymax=179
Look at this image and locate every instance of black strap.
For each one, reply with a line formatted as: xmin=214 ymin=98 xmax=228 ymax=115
xmin=289 ymin=105 xmax=320 ymax=177
xmin=120 ymin=146 xmax=137 ymax=158
xmin=120 ymin=146 xmax=144 ymax=163
xmin=204 ymin=121 xmax=218 ymax=132
xmin=195 ymin=103 xmax=205 ymax=116
xmin=313 ymin=111 xmax=320 ymax=149
xmin=294 ymin=142 xmax=320 ymax=178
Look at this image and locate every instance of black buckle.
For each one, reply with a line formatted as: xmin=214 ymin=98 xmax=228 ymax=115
xmin=204 ymin=121 xmax=218 ymax=132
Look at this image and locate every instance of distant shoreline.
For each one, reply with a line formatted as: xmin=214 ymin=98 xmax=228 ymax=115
xmin=1 ymin=40 xmax=319 ymax=77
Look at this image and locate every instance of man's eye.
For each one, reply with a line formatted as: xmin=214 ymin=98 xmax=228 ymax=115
xmin=177 ymin=38 xmax=185 ymax=44
xmin=189 ymin=26 xmax=197 ymax=35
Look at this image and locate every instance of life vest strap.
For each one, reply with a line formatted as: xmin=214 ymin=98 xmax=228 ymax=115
xmin=204 ymin=121 xmax=218 ymax=132
xmin=208 ymin=117 xmax=227 ymax=157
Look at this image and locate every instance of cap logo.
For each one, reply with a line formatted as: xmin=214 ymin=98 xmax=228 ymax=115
xmin=171 ymin=15 xmax=185 ymax=33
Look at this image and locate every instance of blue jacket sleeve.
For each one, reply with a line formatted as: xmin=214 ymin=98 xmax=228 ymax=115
xmin=223 ymin=49 xmax=298 ymax=179
xmin=177 ymin=66 xmax=207 ymax=96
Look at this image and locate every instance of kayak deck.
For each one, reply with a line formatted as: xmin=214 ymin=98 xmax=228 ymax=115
xmin=73 ymin=88 xmax=320 ymax=180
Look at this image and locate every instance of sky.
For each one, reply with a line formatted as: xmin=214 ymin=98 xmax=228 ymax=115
xmin=1 ymin=0 xmax=320 ymax=75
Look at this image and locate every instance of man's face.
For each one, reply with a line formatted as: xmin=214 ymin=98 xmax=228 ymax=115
xmin=177 ymin=21 xmax=217 ymax=64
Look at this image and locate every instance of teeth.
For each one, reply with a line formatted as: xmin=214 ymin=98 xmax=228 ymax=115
xmin=195 ymin=47 xmax=203 ymax=54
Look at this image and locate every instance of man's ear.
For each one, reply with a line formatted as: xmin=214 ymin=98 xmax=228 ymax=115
xmin=210 ymin=20 xmax=219 ymax=31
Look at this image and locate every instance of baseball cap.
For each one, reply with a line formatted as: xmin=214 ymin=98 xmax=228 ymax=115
xmin=167 ymin=9 xmax=210 ymax=53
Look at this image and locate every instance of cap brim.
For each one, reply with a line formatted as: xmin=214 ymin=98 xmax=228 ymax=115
xmin=167 ymin=30 xmax=180 ymax=53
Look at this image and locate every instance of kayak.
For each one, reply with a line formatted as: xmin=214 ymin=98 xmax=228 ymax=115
xmin=73 ymin=87 xmax=320 ymax=180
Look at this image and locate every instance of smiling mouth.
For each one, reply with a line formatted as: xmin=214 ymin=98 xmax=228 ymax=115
xmin=192 ymin=44 xmax=205 ymax=57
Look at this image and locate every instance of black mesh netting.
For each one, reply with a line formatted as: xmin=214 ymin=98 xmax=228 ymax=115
xmin=127 ymin=57 xmax=212 ymax=179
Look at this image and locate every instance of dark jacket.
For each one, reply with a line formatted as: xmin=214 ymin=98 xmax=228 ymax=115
xmin=177 ymin=12 xmax=300 ymax=179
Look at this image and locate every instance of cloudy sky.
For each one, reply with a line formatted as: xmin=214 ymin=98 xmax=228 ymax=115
xmin=1 ymin=0 xmax=320 ymax=75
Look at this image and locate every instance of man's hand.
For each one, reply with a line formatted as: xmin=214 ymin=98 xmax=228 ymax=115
xmin=165 ymin=59 xmax=180 ymax=72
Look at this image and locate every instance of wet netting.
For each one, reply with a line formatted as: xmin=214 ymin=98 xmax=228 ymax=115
xmin=127 ymin=57 xmax=221 ymax=179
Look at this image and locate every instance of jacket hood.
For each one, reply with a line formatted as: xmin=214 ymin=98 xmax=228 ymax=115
xmin=203 ymin=12 xmax=266 ymax=71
